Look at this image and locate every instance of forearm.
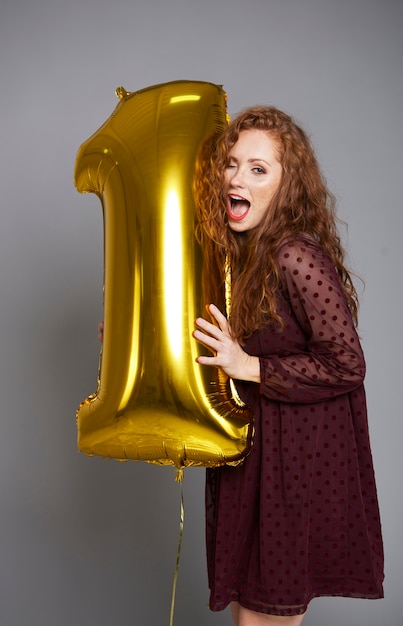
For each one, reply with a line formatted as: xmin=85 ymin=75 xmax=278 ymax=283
xmin=259 ymin=349 xmax=365 ymax=403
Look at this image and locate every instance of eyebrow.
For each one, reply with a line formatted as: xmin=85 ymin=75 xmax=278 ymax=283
xmin=229 ymin=156 xmax=271 ymax=166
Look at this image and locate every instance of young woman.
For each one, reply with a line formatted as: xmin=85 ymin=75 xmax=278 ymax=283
xmin=193 ymin=106 xmax=384 ymax=626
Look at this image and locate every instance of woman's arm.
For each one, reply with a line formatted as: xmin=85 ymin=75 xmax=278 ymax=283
xmin=259 ymin=238 xmax=365 ymax=403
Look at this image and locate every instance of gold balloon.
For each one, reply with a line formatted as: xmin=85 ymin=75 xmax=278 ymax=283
xmin=75 ymin=80 xmax=253 ymax=469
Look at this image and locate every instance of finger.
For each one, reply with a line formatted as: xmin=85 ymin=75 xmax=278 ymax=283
xmin=207 ymin=304 xmax=228 ymax=331
xmin=193 ymin=329 xmax=220 ymax=354
xmin=196 ymin=352 xmax=222 ymax=368
xmin=195 ymin=316 xmax=223 ymax=340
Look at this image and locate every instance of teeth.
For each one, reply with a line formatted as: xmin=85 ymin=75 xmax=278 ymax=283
xmin=230 ymin=195 xmax=246 ymax=208
xmin=229 ymin=194 xmax=250 ymax=210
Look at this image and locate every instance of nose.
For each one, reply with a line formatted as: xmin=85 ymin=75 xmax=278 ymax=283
xmin=227 ymin=166 xmax=245 ymax=188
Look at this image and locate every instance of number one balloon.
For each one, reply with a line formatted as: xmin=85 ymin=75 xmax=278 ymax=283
xmin=74 ymin=81 xmax=253 ymax=468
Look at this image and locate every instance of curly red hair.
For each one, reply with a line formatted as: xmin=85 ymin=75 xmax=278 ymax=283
xmin=194 ymin=106 xmax=359 ymax=341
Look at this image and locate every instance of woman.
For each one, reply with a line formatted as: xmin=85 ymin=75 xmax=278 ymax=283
xmin=193 ymin=106 xmax=384 ymax=625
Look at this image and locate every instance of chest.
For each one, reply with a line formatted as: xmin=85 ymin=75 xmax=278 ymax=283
xmin=243 ymin=292 xmax=310 ymax=358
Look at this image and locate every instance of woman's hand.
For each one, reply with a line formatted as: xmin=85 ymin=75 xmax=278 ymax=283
xmin=193 ymin=304 xmax=260 ymax=383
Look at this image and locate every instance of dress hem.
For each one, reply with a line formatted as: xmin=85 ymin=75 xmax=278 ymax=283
xmin=208 ymin=588 xmax=384 ymax=617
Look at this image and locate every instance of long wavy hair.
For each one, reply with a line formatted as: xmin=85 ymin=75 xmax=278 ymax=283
xmin=194 ymin=106 xmax=359 ymax=341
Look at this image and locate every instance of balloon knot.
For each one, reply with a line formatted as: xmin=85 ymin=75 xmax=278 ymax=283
xmin=175 ymin=468 xmax=184 ymax=483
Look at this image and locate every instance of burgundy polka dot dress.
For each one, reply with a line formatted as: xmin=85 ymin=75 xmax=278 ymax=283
xmin=205 ymin=234 xmax=384 ymax=617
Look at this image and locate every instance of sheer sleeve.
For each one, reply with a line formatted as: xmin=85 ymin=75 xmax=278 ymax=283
xmin=259 ymin=236 xmax=365 ymax=403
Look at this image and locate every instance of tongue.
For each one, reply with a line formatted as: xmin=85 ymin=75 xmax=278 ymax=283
xmin=229 ymin=200 xmax=250 ymax=220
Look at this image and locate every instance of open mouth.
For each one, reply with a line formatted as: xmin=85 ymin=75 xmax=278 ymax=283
xmin=228 ymin=195 xmax=250 ymax=221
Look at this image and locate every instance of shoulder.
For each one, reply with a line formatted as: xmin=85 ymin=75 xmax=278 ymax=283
xmin=276 ymin=233 xmax=344 ymax=298
xmin=277 ymin=233 xmax=329 ymax=273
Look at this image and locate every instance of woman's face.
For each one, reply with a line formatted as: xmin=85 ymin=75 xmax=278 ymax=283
xmin=224 ymin=128 xmax=282 ymax=233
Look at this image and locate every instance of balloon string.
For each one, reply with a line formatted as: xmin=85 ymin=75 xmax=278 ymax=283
xmin=225 ymin=253 xmax=232 ymax=316
xmin=169 ymin=469 xmax=185 ymax=626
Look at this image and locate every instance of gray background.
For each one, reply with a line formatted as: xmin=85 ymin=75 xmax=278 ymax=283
xmin=0 ymin=0 xmax=401 ymax=624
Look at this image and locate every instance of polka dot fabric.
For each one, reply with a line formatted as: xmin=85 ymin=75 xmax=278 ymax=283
xmin=205 ymin=235 xmax=384 ymax=616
